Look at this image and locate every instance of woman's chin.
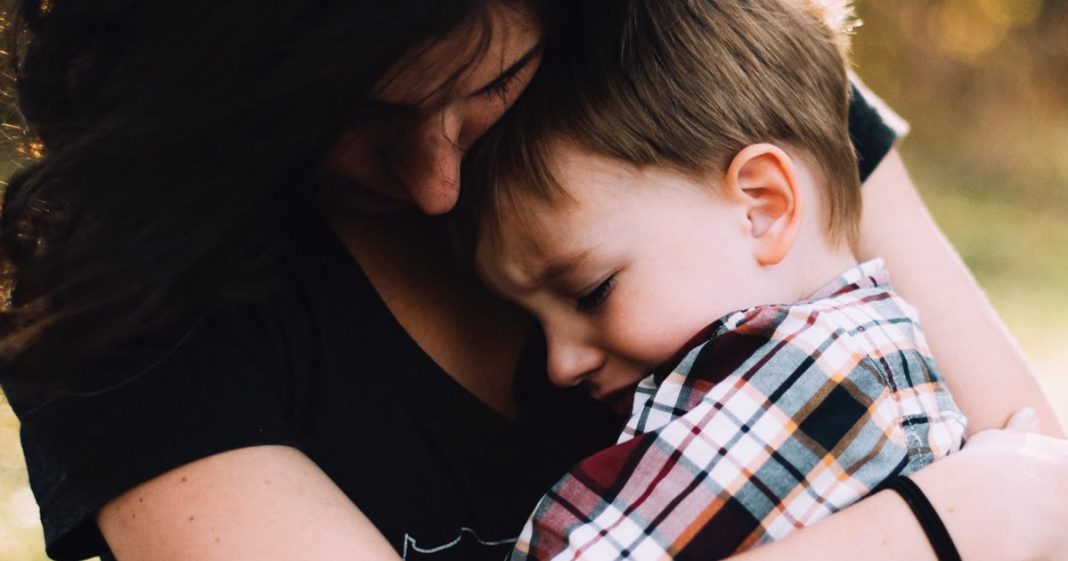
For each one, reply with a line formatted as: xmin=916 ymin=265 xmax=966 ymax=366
xmin=317 ymin=181 xmax=412 ymax=217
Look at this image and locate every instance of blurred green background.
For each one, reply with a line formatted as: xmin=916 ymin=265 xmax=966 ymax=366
xmin=850 ymin=0 xmax=1068 ymax=419
xmin=1 ymin=0 xmax=1066 ymax=558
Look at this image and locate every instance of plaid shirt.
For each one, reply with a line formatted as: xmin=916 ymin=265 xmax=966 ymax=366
xmin=511 ymin=260 xmax=967 ymax=561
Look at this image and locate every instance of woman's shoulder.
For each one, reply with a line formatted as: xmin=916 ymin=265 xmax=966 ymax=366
xmin=4 ymin=213 xmax=386 ymax=559
xmin=9 ymin=303 xmax=303 ymax=558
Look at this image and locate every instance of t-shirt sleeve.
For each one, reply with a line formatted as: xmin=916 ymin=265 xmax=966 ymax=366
xmin=848 ymin=74 xmax=910 ymax=182
xmin=7 ymin=311 xmax=299 ymax=561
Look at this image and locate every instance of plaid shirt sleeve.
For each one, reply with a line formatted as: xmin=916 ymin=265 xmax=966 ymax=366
xmin=510 ymin=260 xmax=967 ymax=561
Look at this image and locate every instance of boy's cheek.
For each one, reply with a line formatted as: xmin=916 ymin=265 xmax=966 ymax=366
xmin=602 ymin=318 xmax=681 ymax=372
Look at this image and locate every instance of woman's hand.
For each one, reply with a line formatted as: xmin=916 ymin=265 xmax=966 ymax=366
xmin=913 ymin=409 xmax=1068 ymax=561
xmin=732 ymin=408 xmax=1068 ymax=561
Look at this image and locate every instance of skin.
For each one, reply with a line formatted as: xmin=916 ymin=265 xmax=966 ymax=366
xmin=856 ymin=150 xmax=1064 ymax=437
xmin=736 ymin=409 xmax=1068 ymax=561
xmin=96 ymin=3 xmax=1067 ymax=560
xmin=320 ymin=2 xmax=543 ymax=418
xmin=476 ymin=143 xmax=857 ymax=414
xmin=321 ymin=2 xmax=544 ymax=216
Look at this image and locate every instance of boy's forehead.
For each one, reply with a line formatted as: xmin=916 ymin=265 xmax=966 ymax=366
xmin=475 ymin=195 xmax=580 ymax=291
xmin=474 ymin=148 xmax=711 ymax=270
xmin=552 ymin=146 xmax=638 ymax=190
xmin=476 ymin=196 xmax=555 ymax=266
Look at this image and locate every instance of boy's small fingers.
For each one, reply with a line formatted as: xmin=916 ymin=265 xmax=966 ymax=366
xmin=1004 ymin=407 xmax=1040 ymax=433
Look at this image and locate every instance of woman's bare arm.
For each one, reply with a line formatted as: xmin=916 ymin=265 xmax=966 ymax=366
xmin=732 ymin=488 xmax=940 ymax=561
xmin=856 ymin=148 xmax=1064 ymax=437
xmin=97 ymin=149 xmax=1063 ymax=560
xmin=98 ymin=446 xmax=402 ymax=561
xmin=97 ymin=418 xmax=1068 ymax=561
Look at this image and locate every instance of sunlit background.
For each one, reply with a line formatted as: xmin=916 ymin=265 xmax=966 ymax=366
xmin=851 ymin=0 xmax=1068 ymax=418
xmin=1 ymin=1 xmax=1067 ymax=558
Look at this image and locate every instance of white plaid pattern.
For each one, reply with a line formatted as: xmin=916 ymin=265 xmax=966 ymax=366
xmin=512 ymin=260 xmax=967 ymax=560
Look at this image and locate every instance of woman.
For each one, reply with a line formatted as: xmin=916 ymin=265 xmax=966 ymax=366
xmin=0 ymin=1 xmax=1064 ymax=560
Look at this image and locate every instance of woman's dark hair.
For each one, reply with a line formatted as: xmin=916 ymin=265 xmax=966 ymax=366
xmin=0 ymin=0 xmax=546 ymax=390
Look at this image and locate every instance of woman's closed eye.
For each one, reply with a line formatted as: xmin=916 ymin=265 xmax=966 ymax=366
xmin=576 ymin=276 xmax=616 ymax=312
xmin=478 ymin=70 xmax=524 ymax=102
xmin=474 ymin=41 xmax=543 ymax=102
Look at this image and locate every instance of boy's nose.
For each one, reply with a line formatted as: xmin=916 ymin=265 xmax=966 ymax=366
xmin=545 ymin=332 xmax=604 ymax=388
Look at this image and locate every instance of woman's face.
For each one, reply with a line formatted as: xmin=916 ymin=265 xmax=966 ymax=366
xmin=323 ymin=3 xmax=543 ymax=216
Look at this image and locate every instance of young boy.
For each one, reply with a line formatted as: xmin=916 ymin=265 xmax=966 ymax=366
xmin=455 ymin=0 xmax=967 ymax=559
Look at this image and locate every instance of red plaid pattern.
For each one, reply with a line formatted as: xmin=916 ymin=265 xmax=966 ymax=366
xmin=511 ymin=260 xmax=966 ymax=560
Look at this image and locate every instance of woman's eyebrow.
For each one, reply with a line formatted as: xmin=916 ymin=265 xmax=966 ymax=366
xmin=470 ymin=40 xmax=545 ymax=97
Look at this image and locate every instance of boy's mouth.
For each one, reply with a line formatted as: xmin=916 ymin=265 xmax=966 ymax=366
xmin=593 ymin=385 xmax=637 ymax=416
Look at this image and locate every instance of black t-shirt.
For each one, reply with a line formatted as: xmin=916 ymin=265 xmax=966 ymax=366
xmin=6 ymin=86 xmax=899 ymax=561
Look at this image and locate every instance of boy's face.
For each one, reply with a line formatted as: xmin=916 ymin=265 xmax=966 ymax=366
xmin=476 ymin=148 xmax=773 ymax=414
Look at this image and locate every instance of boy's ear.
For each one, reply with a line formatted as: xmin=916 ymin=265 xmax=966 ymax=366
xmin=725 ymin=144 xmax=804 ymax=266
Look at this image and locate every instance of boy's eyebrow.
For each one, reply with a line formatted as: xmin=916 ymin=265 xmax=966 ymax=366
xmin=532 ymin=249 xmax=593 ymax=287
xmin=470 ymin=40 xmax=544 ymax=98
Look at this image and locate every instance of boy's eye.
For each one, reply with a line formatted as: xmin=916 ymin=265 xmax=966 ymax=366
xmin=576 ymin=276 xmax=616 ymax=312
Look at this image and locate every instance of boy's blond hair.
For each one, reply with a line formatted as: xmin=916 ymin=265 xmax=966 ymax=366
xmin=458 ymin=0 xmax=861 ymax=252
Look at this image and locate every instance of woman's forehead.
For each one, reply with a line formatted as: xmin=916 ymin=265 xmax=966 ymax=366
xmin=370 ymin=2 xmax=543 ymax=108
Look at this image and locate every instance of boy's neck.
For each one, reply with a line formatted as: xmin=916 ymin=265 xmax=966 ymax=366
xmin=774 ymin=234 xmax=859 ymax=303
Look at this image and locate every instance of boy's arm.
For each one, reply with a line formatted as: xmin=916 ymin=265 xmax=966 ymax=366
xmin=856 ymin=149 xmax=1065 ymax=437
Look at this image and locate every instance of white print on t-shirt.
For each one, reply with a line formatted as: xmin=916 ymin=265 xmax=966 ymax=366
xmin=401 ymin=527 xmax=516 ymax=560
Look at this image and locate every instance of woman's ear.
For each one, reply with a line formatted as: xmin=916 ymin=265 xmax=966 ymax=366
xmin=724 ymin=143 xmax=804 ymax=266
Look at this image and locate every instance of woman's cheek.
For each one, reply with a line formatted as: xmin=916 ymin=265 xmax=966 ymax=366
xmin=456 ymin=98 xmax=511 ymax=150
xmin=327 ymin=130 xmax=380 ymax=185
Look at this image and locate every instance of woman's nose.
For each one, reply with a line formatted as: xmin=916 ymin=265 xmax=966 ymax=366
xmin=403 ymin=107 xmax=464 ymax=215
xmin=545 ymin=331 xmax=603 ymax=388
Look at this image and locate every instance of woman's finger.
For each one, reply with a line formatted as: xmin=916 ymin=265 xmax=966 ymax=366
xmin=1004 ymin=406 xmax=1040 ymax=433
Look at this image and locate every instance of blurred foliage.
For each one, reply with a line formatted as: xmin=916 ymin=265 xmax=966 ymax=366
xmin=0 ymin=1 xmax=1066 ymax=559
xmin=851 ymin=0 xmax=1068 ymax=418
xmin=854 ymin=0 xmax=1068 ymax=215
